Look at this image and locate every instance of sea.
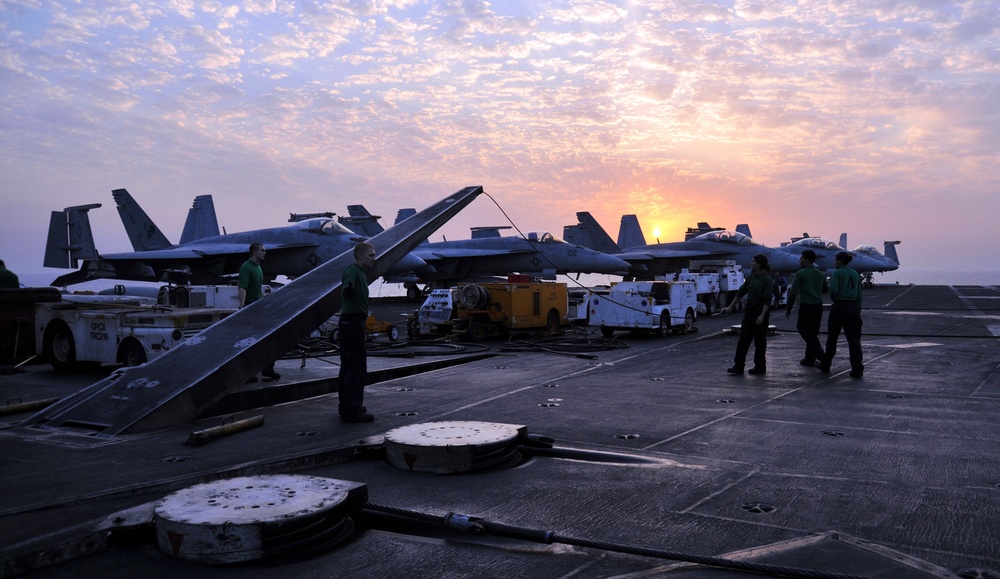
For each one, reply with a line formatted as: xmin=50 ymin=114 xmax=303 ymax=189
xmin=13 ymin=270 xmax=1000 ymax=298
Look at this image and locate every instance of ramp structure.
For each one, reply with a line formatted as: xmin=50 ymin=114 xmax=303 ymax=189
xmin=21 ymin=186 xmax=484 ymax=436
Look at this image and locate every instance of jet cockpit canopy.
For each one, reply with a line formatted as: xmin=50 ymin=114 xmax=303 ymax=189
xmin=525 ymin=231 xmax=563 ymax=244
xmin=694 ymin=230 xmax=759 ymax=246
xmin=853 ymin=244 xmax=882 ymax=256
xmin=294 ymin=218 xmax=356 ymax=236
xmin=788 ymin=237 xmax=845 ymax=251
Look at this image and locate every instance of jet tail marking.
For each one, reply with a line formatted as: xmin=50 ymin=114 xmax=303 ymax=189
xmin=563 ymin=212 xmax=622 ymax=254
xmin=113 ymin=188 xmax=173 ymax=251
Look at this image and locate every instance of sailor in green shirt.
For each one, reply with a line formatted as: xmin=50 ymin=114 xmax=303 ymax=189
xmin=785 ymin=249 xmax=828 ymax=366
xmin=720 ymin=253 xmax=773 ymax=375
xmin=238 ymin=243 xmax=280 ymax=381
xmin=817 ymin=252 xmax=864 ymax=378
xmin=338 ymin=242 xmax=377 ymax=423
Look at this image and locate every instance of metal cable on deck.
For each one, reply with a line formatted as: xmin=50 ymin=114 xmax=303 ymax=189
xmin=361 ymin=502 xmax=871 ymax=579
xmin=550 ymin=533 xmax=869 ymax=579
xmin=363 ymin=502 xmax=448 ymax=524
xmin=498 ymin=332 xmax=630 ymax=358
xmin=280 ymin=339 xmax=492 ymax=360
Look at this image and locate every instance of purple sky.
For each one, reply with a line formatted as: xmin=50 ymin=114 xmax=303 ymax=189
xmin=3 ymin=0 xmax=999 ymax=280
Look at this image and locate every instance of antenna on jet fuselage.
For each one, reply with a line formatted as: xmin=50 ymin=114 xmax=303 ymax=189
xmin=289 ymin=212 xmax=336 ymax=222
xmin=470 ymin=226 xmax=512 ymax=239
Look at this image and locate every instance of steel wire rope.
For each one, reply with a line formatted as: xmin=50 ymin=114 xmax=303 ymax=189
xmin=278 ymin=338 xmax=491 ymax=360
xmin=497 ymin=330 xmax=630 ymax=358
xmin=360 ymin=502 xmax=871 ymax=579
xmin=479 ymin=191 xmax=667 ymax=318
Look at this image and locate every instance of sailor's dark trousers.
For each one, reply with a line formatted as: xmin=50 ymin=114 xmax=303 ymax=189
xmin=822 ymin=301 xmax=863 ymax=374
xmin=733 ymin=303 xmax=769 ymax=370
xmin=796 ymin=302 xmax=825 ymax=364
xmin=338 ymin=313 xmax=368 ymax=416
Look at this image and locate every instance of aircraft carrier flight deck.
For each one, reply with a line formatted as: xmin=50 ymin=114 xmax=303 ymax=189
xmin=1 ymin=282 xmax=999 ymax=578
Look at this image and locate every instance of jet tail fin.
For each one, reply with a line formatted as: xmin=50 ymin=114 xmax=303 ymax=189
xmin=563 ymin=212 xmax=622 ymax=253
xmin=113 ymin=188 xmax=173 ymax=251
xmin=44 ymin=203 xmax=102 ymax=269
xmin=393 ymin=208 xmax=424 ymax=243
xmin=735 ymin=224 xmax=752 ymax=238
xmin=884 ymin=241 xmax=901 ymax=265
xmin=839 ymin=233 xmax=847 ymax=249
xmin=394 ymin=208 xmax=417 ymax=225
xmin=179 ymin=195 xmax=221 ymax=244
xmin=617 ymin=215 xmax=646 ymax=248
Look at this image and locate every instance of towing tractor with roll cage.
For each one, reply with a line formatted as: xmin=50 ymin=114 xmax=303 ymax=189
xmin=36 ymin=284 xmax=251 ymax=370
xmin=587 ymin=280 xmax=699 ymax=338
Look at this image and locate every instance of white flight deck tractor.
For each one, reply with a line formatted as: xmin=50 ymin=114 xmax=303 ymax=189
xmin=587 ymin=280 xmax=698 ymax=338
xmin=36 ymin=285 xmax=242 ymax=371
xmin=676 ymin=260 xmax=745 ymax=315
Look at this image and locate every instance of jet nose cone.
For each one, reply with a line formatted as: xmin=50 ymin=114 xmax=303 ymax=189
xmin=858 ymin=254 xmax=897 ymax=273
xmin=595 ymin=253 xmax=632 ymax=273
xmin=386 ymin=252 xmax=427 ymax=274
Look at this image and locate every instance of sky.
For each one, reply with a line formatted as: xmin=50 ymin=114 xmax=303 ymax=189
xmin=2 ymin=0 xmax=999 ymax=283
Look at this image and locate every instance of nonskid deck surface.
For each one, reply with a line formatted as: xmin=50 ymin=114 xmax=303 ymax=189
xmin=1 ymin=283 xmax=998 ymax=578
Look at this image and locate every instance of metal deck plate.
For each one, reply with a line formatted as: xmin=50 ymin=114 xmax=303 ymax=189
xmin=384 ymin=420 xmax=526 ymax=473
xmin=154 ymin=475 xmax=364 ymax=564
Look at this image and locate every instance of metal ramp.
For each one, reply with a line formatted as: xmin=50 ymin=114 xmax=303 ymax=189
xmin=19 ymin=186 xmax=483 ymax=436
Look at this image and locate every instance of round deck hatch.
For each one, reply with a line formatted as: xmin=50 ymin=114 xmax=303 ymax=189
xmin=384 ymin=420 xmax=525 ymax=473
xmin=154 ymin=474 xmax=357 ymax=564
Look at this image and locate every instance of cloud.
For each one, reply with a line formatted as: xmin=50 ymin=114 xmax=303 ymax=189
xmin=1 ymin=0 xmax=998 ymax=278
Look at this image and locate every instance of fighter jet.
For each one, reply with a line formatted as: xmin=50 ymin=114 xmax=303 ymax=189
xmin=332 ymin=205 xmax=630 ymax=299
xmin=387 ymin=229 xmax=631 ymax=299
xmin=43 ymin=189 xmax=429 ymax=286
xmin=710 ymin=223 xmax=899 ymax=284
xmin=771 ymin=234 xmax=900 ymax=281
xmin=563 ymin=212 xmax=802 ymax=278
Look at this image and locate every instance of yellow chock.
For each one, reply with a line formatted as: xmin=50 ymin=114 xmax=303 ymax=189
xmin=185 ymin=415 xmax=265 ymax=446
